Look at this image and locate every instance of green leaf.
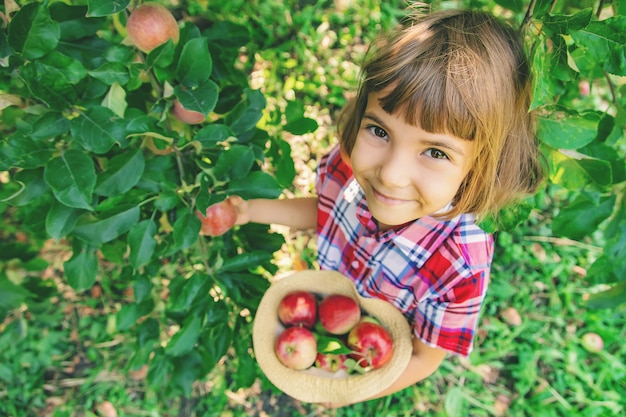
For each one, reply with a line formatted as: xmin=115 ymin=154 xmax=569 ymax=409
xmin=147 ymin=349 xmax=172 ymax=390
xmin=128 ymin=219 xmax=157 ymax=269
xmin=8 ymin=3 xmax=60 ymax=60
xmin=171 ymin=352 xmax=203 ymax=394
xmin=44 ymin=150 xmax=96 ymax=210
xmin=173 ymin=211 xmax=201 ymax=251
xmin=174 ymin=80 xmax=219 ymax=116
xmin=571 ymin=17 xmax=626 ymax=76
xmin=38 ymin=50 xmax=89 ymax=84
xmin=201 ymin=320 xmax=233 ymax=369
xmin=219 ymin=251 xmax=274 ymax=273
xmin=31 ymin=112 xmax=70 ymax=140
xmin=542 ymin=9 xmax=593 ymax=35
xmin=136 ymin=318 xmax=160 ymax=347
xmin=2 ymin=169 xmax=49 ymax=207
xmin=0 ymin=133 xmax=53 ymax=170
xmin=168 ymin=274 xmax=210 ymax=313
xmin=444 ymin=387 xmax=466 ymax=417
xmin=552 ymin=195 xmax=616 ymax=240
xmin=89 ymin=62 xmax=130 ymax=86
xmin=204 ymin=20 xmax=250 ymax=48
xmin=72 ymin=206 xmax=140 ymax=245
xmin=45 ymin=201 xmax=83 ymax=241
xmin=133 ymin=275 xmax=153 ymax=304
xmin=19 ymin=60 xmax=78 ymax=109
xmin=146 ymin=40 xmax=176 ymax=69
xmin=194 ymin=124 xmax=233 ymax=148
xmin=101 ymin=82 xmax=128 ymax=118
xmin=166 ymin=315 xmax=202 ymax=357
xmin=227 ymin=171 xmax=282 ymax=199
xmin=537 ymin=109 xmax=602 ymax=150
xmin=50 ymin=3 xmax=105 ymax=41
xmin=176 ymin=37 xmax=213 ymax=88
xmin=87 ymin=0 xmax=131 ymax=17
xmin=493 ymin=0 xmax=525 ymax=13
xmin=317 ymin=336 xmax=352 ymax=355
xmin=585 ymin=282 xmax=626 ymax=309
xmin=271 ymin=139 xmax=296 ymax=188
xmin=117 ymin=299 xmax=155 ymax=331
xmin=71 ymin=106 xmax=127 ymax=154
xmin=234 ymin=332 xmax=257 ymax=387
xmin=283 ymin=118 xmax=319 ymax=135
xmin=544 ymin=147 xmax=612 ymax=190
xmin=226 ymin=89 xmax=266 ymax=137
xmin=0 ymin=279 xmax=31 ymax=311
xmin=529 ymin=36 xmax=571 ymax=110
xmin=213 ymin=145 xmax=255 ymax=180
xmin=64 ymin=243 xmax=98 ymax=291
xmin=95 ymin=149 xmax=145 ymax=196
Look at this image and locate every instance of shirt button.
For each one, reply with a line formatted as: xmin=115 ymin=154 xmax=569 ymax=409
xmin=351 ymin=260 xmax=360 ymax=269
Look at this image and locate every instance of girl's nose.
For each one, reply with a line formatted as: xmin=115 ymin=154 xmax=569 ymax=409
xmin=378 ymin=149 xmax=411 ymax=188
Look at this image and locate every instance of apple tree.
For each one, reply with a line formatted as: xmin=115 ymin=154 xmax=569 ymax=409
xmin=0 ymin=0 xmax=315 ymax=397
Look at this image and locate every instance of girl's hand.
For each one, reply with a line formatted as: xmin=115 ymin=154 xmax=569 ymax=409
xmin=226 ymin=195 xmax=251 ymax=226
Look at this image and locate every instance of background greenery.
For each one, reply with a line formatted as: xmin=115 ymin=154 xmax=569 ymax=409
xmin=0 ymin=0 xmax=625 ymax=416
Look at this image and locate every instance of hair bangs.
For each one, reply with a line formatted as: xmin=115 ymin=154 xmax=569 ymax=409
xmin=363 ymin=27 xmax=480 ymax=143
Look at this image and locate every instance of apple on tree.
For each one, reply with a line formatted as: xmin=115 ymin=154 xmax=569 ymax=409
xmin=274 ymin=326 xmax=318 ymax=370
xmin=318 ymin=294 xmax=361 ymax=334
xmin=126 ymin=2 xmax=180 ymax=53
xmin=347 ymin=319 xmax=394 ymax=370
xmin=196 ymin=199 xmax=237 ymax=237
xmin=277 ymin=290 xmax=317 ymax=328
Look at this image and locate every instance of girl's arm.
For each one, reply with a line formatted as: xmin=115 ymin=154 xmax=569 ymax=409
xmin=368 ymin=336 xmax=447 ymax=399
xmin=324 ymin=336 xmax=447 ymax=408
xmin=229 ymin=196 xmax=318 ymax=230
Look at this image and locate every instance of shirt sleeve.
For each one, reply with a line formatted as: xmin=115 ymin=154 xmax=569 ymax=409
xmin=412 ymin=237 xmax=492 ymax=357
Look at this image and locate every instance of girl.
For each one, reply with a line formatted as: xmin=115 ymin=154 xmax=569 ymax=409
xmin=226 ymin=7 xmax=543 ymax=407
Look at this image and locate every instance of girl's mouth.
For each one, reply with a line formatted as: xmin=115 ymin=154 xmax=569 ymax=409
xmin=372 ymin=188 xmax=411 ymax=206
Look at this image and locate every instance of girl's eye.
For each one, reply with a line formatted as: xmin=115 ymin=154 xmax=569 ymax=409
xmin=425 ymin=148 xmax=449 ymax=160
xmin=368 ymin=125 xmax=388 ymax=139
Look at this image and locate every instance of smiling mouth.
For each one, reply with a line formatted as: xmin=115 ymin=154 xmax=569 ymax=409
xmin=372 ymin=188 xmax=412 ymax=206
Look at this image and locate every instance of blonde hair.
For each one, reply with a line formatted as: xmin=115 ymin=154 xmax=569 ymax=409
xmin=338 ymin=9 xmax=544 ymax=220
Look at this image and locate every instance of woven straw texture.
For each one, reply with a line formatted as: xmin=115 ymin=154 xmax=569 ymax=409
xmin=252 ymin=270 xmax=413 ymax=404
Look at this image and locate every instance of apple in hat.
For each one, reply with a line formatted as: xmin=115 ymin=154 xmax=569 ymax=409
xmin=315 ymin=352 xmax=348 ymax=373
xmin=274 ymin=326 xmax=317 ymax=370
xmin=347 ymin=319 xmax=393 ymax=370
xmin=318 ymin=294 xmax=361 ymax=334
xmin=277 ymin=290 xmax=317 ymax=328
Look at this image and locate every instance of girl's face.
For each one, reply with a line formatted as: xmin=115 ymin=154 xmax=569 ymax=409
xmin=350 ymin=91 xmax=474 ymax=230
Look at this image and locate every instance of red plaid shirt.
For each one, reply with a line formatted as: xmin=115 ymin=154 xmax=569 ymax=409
xmin=316 ymin=146 xmax=493 ymax=357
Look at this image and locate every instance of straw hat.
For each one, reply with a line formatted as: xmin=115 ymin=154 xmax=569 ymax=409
xmin=252 ymin=270 xmax=413 ymax=404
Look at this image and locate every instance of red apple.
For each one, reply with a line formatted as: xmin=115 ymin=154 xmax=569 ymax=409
xmin=171 ymin=99 xmax=205 ymax=125
xmin=318 ymin=294 xmax=361 ymax=334
xmin=277 ymin=290 xmax=317 ymax=328
xmin=315 ymin=352 xmax=348 ymax=372
xmin=126 ymin=2 xmax=180 ymax=53
xmin=347 ymin=320 xmax=393 ymax=370
xmin=196 ymin=199 xmax=237 ymax=236
xmin=274 ymin=326 xmax=317 ymax=370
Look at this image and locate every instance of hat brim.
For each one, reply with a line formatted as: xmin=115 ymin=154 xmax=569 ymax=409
xmin=252 ymin=270 xmax=413 ymax=404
